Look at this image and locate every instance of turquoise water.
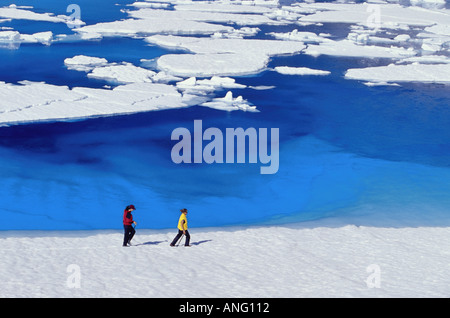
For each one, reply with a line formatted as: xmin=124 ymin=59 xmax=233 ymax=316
xmin=0 ymin=1 xmax=449 ymax=230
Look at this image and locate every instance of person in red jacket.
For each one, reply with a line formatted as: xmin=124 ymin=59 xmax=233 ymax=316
xmin=123 ymin=204 xmax=137 ymax=247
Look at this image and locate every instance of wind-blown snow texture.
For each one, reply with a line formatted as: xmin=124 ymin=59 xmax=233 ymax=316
xmin=3 ymin=224 xmax=450 ymax=298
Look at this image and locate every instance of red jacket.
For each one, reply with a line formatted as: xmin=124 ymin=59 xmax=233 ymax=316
xmin=123 ymin=209 xmax=134 ymax=226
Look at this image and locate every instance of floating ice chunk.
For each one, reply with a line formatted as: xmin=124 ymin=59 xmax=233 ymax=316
xmin=0 ymin=30 xmax=20 ymax=42
xmin=305 ymin=39 xmax=417 ymax=59
xmin=151 ymin=71 xmax=183 ymax=83
xmin=147 ymin=35 xmax=305 ymax=77
xmin=176 ymin=77 xmax=211 ymax=94
xmin=181 ymin=93 xmax=209 ymax=107
xmin=211 ymin=27 xmax=260 ymax=39
xmin=157 ymin=52 xmax=270 ymax=77
xmin=173 ymin=3 xmax=273 ymax=14
xmin=129 ymin=1 xmax=171 ymax=9
xmin=345 ymin=63 xmax=450 ymax=84
xmin=201 ymin=91 xmax=258 ymax=112
xmin=76 ymin=13 xmax=234 ymax=38
xmin=0 ymin=30 xmax=54 ymax=46
xmin=249 ymin=85 xmax=275 ymax=90
xmin=197 ymin=76 xmax=246 ymax=89
xmin=29 ymin=31 xmax=52 ymax=45
xmin=87 ymin=63 xmax=157 ymax=84
xmin=417 ymin=24 xmax=450 ymax=53
xmin=409 ymin=0 xmax=446 ymax=10
xmin=64 ymin=56 xmax=157 ymax=84
xmin=269 ymin=29 xmax=329 ymax=43
xmin=265 ymin=8 xmax=303 ymax=22
xmin=397 ymin=55 xmax=450 ymax=65
xmin=146 ymin=34 xmax=306 ymax=56
xmin=64 ymin=55 xmax=109 ymax=72
xmin=273 ymin=66 xmax=330 ymax=76
xmin=363 ymin=81 xmax=401 ymax=87
xmin=176 ymin=76 xmax=246 ymax=95
xmin=423 ymin=24 xmax=450 ymax=37
xmin=298 ymin=2 xmax=450 ymax=28
xmin=394 ymin=34 xmax=411 ymax=42
xmin=0 ymin=6 xmax=67 ymax=23
xmin=129 ymin=7 xmax=281 ymax=26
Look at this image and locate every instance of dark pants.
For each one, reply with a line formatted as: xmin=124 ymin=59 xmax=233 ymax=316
xmin=123 ymin=225 xmax=136 ymax=246
xmin=171 ymin=229 xmax=190 ymax=246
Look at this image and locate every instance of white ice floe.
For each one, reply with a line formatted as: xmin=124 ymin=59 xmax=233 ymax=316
xmin=409 ymin=0 xmax=446 ymax=10
xmin=345 ymin=63 xmax=450 ymax=84
xmin=157 ymin=52 xmax=270 ymax=77
xmin=145 ymin=34 xmax=305 ymax=55
xmin=176 ymin=76 xmax=246 ymax=94
xmin=65 ymin=55 xmax=159 ymax=84
xmin=146 ymin=35 xmax=305 ymax=77
xmin=305 ymin=39 xmax=417 ymax=59
xmin=0 ymin=30 xmax=19 ymax=42
xmin=397 ymin=55 xmax=450 ymax=64
xmin=0 ymin=5 xmax=67 ymax=23
xmin=63 ymin=54 xmax=258 ymax=112
xmin=296 ymin=1 xmax=450 ymax=58
xmin=273 ymin=66 xmax=331 ymax=76
xmin=76 ymin=0 xmax=293 ymax=39
xmin=201 ymin=91 xmax=258 ymax=112
xmin=129 ymin=6 xmax=280 ymax=26
xmin=151 ymin=71 xmax=184 ymax=84
xmin=21 ymin=31 xmax=53 ymax=45
xmin=298 ymin=2 xmax=450 ymax=28
xmin=87 ymin=63 xmax=157 ymax=84
xmin=0 ymin=81 xmax=187 ymax=125
xmin=0 ymin=30 xmax=53 ymax=46
xmin=129 ymin=1 xmax=171 ymax=9
xmin=417 ymin=24 xmax=450 ymax=53
xmin=64 ymin=55 xmax=109 ymax=72
xmin=211 ymin=27 xmax=260 ymax=39
xmin=76 ymin=9 xmax=235 ymax=38
xmin=173 ymin=3 xmax=273 ymax=14
xmin=269 ymin=29 xmax=329 ymax=43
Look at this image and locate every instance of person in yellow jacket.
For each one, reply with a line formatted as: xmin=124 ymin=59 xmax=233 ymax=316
xmin=170 ymin=208 xmax=191 ymax=247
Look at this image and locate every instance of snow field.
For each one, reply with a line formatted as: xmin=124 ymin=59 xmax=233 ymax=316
xmin=2 ymin=224 xmax=450 ymax=297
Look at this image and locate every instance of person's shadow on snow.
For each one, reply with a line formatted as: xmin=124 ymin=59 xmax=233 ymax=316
xmin=191 ymin=240 xmax=212 ymax=246
xmin=135 ymin=239 xmax=212 ymax=246
xmin=136 ymin=240 xmax=166 ymax=246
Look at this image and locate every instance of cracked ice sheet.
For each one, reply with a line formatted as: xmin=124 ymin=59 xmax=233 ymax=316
xmin=0 ymin=81 xmax=187 ymax=126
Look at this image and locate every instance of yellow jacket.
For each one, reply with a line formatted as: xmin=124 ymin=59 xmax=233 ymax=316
xmin=177 ymin=213 xmax=188 ymax=231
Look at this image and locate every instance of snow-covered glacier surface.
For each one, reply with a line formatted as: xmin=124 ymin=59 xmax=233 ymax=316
xmin=0 ymin=0 xmax=449 ymax=231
